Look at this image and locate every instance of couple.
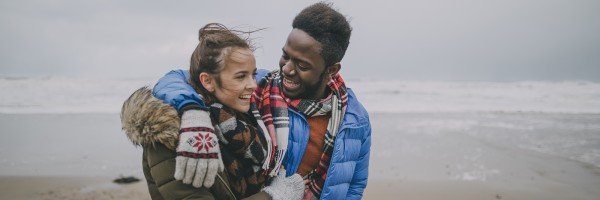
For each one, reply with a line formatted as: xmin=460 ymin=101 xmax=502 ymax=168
xmin=121 ymin=3 xmax=371 ymax=200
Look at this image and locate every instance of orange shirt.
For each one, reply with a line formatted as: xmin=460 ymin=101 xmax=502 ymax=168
xmin=297 ymin=114 xmax=330 ymax=176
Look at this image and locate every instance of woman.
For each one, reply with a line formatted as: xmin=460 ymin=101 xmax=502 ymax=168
xmin=121 ymin=23 xmax=303 ymax=200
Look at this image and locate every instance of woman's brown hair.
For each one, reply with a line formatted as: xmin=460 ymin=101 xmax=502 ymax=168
xmin=189 ymin=23 xmax=253 ymax=104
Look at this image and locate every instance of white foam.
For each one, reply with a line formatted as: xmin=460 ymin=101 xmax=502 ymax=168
xmin=1 ymin=77 xmax=155 ymax=114
xmin=2 ymin=77 xmax=600 ymax=113
xmin=350 ymin=80 xmax=600 ymax=114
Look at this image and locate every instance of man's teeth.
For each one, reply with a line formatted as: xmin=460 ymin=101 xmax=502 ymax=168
xmin=239 ymin=94 xmax=251 ymax=99
xmin=284 ymin=78 xmax=298 ymax=86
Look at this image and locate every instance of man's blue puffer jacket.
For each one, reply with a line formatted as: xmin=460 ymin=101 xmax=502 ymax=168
xmin=153 ymin=69 xmax=371 ymax=200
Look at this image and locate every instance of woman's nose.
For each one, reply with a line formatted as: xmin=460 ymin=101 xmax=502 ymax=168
xmin=246 ymin=76 xmax=257 ymax=90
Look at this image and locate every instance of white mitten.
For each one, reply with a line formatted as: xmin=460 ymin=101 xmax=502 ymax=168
xmin=174 ymin=109 xmax=224 ymax=188
xmin=262 ymin=169 xmax=305 ymax=200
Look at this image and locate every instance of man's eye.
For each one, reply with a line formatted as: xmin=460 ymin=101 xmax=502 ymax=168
xmin=297 ymin=64 xmax=309 ymax=71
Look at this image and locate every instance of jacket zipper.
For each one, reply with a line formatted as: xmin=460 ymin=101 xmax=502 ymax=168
xmin=216 ymin=173 xmax=237 ymax=200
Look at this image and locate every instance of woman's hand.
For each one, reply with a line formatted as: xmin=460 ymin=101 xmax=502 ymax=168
xmin=174 ymin=109 xmax=224 ymax=188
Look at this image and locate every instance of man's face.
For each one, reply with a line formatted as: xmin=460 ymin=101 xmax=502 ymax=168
xmin=279 ymin=28 xmax=329 ymax=99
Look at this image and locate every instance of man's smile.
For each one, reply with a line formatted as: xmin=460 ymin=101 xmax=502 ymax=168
xmin=283 ymin=77 xmax=300 ymax=90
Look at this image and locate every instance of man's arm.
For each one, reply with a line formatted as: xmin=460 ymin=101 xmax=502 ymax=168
xmin=346 ymin=123 xmax=371 ymax=200
xmin=152 ymin=69 xmax=271 ymax=113
xmin=152 ymin=69 xmax=206 ymax=113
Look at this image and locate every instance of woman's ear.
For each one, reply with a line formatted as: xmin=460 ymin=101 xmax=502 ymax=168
xmin=199 ymin=72 xmax=215 ymax=92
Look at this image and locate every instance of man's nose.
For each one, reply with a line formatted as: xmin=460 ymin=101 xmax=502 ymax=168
xmin=282 ymin=61 xmax=296 ymax=76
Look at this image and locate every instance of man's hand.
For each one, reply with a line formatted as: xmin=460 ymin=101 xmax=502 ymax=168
xmin=174 ymin=109 xmax=224 ymax=188
xmin=262 ymin=169 xmax=305 ymax=200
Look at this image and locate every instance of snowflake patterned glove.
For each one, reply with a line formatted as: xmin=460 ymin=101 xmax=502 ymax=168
xmin=262 ymin=169 xmax=305 ymax=200
xmin=174 ymin=109 xmax=224 ymax=188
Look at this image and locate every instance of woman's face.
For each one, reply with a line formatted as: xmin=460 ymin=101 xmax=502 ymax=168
xmin=212 ymin=48 xmax=257 ymax=113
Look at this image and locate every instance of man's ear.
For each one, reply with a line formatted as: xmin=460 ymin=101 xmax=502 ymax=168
xmin=199 ymin=72 xmax=215 ymax=92
xmin=327 ymin=62 xmax=341 ymax=77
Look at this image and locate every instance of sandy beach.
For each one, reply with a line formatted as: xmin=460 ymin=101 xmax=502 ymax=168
xmin=1 ymin=112 xmax=599 ymax=199
xmin=0 ymin=176 xmax=150 ymax=200
xmin=1 ymin=176 xmax=596 ymax=200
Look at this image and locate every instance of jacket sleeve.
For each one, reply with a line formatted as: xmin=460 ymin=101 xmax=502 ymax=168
xmin=346 ymin=122 xmax=371 ymax=200
xmin=143 ymin=148 xmax=165 ymax=200
xmin=145 ymin=144 xmax=216 ymax=200
xmin=152 ymin=69 xmax=271 ymax=113
xmin=255 ymin=69 xmax=270 ymax=81
xmin=152 ymin=69 xmax=206 ymax=113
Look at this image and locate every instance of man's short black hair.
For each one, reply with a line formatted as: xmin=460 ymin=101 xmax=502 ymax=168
xmin=292 ymin=2 xmax=352 ymax=67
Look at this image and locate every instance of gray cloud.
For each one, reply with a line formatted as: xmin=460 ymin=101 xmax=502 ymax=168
xmin=1 ymin=0 xmax=599 ymax=81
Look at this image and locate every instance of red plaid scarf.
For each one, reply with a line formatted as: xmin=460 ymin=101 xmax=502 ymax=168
xmin=250 ymin=70 xmax=348 ymax=198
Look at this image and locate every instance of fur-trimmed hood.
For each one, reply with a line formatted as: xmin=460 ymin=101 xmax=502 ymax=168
xmin=121 ymin=87 xmax=180 ymax=150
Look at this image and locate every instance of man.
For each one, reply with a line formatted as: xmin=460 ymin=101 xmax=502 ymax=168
xmin=153 ymin=3 xmax=371 ymax=199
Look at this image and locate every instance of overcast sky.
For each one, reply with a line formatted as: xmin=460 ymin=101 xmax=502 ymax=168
xmin=1 ymin=0 xmax=599 ymax=81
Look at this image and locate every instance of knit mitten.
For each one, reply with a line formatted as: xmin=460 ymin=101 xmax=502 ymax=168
xmin=174 ymin=109 xmax=224 ymax=188
xmin=262 ymin=169 xmax=305 ymax=200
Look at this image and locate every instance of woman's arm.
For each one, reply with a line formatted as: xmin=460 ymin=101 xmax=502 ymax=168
xmin=145 ymin=144 xmax=217 ymax=200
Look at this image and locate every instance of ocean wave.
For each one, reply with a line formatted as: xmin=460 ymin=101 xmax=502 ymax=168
xmin=350 ymin=80 xmax=600 ymax=114
xmin=1 ymin=77 xmax=599 ymax=114
xmin=0 ymin=77 xmax=156 ymax=114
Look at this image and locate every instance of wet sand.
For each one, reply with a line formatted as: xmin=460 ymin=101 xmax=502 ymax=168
xmin=0 ymin=176 xmax=150 ymax=200
xmin=2 ymin=176 xmax=596 ymax=200
xmin=1 ymin=113 xmax=599 ymax=199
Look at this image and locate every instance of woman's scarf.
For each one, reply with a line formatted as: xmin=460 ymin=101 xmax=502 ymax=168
xmin=209 ymin=103 xmax=270 ymax=199
xmin=251 ymin=70 xmax=348 ymax=198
